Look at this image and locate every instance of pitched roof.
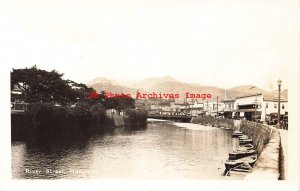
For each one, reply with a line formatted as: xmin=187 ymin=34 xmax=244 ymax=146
xmin=236 ymin=93 xmax=262 ymax=99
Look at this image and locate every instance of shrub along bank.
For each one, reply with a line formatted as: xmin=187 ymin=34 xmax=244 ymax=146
xmin=11 ymin=103 xmax=148 ymax=143
xmin=124 ymin=109 xmax=147 ymax=130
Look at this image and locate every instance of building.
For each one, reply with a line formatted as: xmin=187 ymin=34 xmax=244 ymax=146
xmin=147 ymin=99 xmax=204 ymax=116
xmin=232 ymin=94 xmax=262 ymax=120
xmin=262 ymin=94 xmax=288 ymax=124
xmin=232 ymin=93 xmax=288 ymax=122
xmin=203 ymin=101 xmax=225 ymax=116
xmin=188 ymin=99 xmax=204 ymax=116
xmin=11 ymin=84 xmax=28 ymax=112
xmin=223 ymin=98 xmax=235 ymax=118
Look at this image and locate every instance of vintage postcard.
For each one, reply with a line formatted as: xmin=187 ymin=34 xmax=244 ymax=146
xmin=0 ymin=0 xmax=300 ymax=190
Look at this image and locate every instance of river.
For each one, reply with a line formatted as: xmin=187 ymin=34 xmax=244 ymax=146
xmin=11 ymin=119 xmax=244 ymax=179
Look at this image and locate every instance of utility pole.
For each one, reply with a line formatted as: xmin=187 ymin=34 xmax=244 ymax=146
xmin=206 ymin=99 xmax=208 ymax=115
xmin=254 ymin=93 xmax=257 ymax=122
xmin=191 ymin=99 xmax=194 ymax=116
xmin=217 ymin=96 xmax=219 ymax=117
xmin=277 ymin=80 xmax=282 ymax=129
xmin=184 ymin=97 xmax=186 ymax=115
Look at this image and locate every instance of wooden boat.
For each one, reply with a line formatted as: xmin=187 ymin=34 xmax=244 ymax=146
xmin=238 ymin=135 xmax=250 ymax=140
xmin=239 ymin=138 xmax=253 ymax=145
xmin=232 ymin=131 xmax=243 ymax=137
xmin=224 ymin=154 xmax=257 ymax=173
xmin=231 ymin=163 xmax=253 ymax=172
xmin=228 ymin=149 xmax=257 ymax=160
xmin=233 ymin=130 xmax=242 ymax=133
xmin=225 ymin=127 xmax=231 ymax=130
xmin=237 ymin=144 xmax=254 ymax=151
xmin=225 ymin=163 xmax=254 ymax=177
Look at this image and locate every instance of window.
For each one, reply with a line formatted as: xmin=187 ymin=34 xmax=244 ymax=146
xmin=282 ymin=104 xmax=285 ymax=109
xmin=266 ymin=103 xmax=268 ymax=108
xmin=274 ymin=104 xmax=277 ymax=108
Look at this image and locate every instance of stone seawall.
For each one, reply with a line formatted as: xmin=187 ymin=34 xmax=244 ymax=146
xmin=191 ymin=116 xmax=280 ymax=179
xmin=11 ymin=110 xmax=147 ymax=142
xmin=238 ymin=120 xmax=273 ymax=155
xmin=11 ymin=112 xmax=34 ymax=141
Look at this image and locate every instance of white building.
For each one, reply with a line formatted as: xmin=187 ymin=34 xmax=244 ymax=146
xmin=232 ymin=93 xmax=288 ymax=122
xmin=223 ymin=98 xmax=236 ymax=118
xmin=203 ymin=101 xmax=225 ymax=116
xmin=188 ymin=100 xmax=204 ymax=116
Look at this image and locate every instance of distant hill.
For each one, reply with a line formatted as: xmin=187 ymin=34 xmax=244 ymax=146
xmin=282 ymin=89 xmax=288 ymax=99
xmin=90 ymin=83 xmax=137 ymax=96
xmin=146 ymin=81 xmax=225 ymax=103
xmin=88 ymin=75 xmax=177 ymax=90
xmin=87 ymin=76 xmax=287 ymax=103
xmin=129 ymin=75 xmax=177 ymax=90
xmin=87 ymin=77 xmax=119 ymax=86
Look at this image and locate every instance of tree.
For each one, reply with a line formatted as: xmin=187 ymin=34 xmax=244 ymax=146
xmin=11 ymin=66 xmax=94 ymax=105
xmin=11 ymin=66 xmax=135 ymax=109
xmin=114 ymin=97 xmax=135 ymax=110
xmin=97 ymin=91 xmax=135 ymax=110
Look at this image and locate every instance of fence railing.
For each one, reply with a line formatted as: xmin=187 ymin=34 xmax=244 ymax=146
xmin=11 ymin=102 xmax=29 ymax=111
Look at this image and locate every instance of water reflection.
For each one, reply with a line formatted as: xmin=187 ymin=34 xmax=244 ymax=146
xmin=12 ymin=120 xmax=243 ymax=179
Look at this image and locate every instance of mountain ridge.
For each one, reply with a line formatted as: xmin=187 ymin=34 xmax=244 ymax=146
xmin=87 ymin=76 xmax=288 ymax=102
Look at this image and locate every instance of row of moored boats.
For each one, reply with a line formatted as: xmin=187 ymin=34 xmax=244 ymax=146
xmin=198 ymin=122 xmax=232 ymax=130
xmin=222 ymin=130 xmax=258 ymax=176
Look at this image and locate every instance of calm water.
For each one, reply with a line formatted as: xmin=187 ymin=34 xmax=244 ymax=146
xmin=12 ymin=119 xmax=242 ymax=179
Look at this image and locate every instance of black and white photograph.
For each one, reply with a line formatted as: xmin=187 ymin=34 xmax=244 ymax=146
xmin=0 ymin=0 xmax=300 ymax=190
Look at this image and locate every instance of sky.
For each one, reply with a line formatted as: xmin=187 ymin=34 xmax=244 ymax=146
xmin=1 ymin=0 xmax=298 ymax=91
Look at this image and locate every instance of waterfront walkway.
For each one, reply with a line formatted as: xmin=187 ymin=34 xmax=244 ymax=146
xmin=278 ymin=129 xmax=288 ymax=180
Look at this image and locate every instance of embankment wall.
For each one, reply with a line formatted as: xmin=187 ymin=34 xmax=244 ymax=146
xmin=191 ymin=116 xmax=280 ymax=179
xmin=11 ymin=109 xmax=147 ymax=142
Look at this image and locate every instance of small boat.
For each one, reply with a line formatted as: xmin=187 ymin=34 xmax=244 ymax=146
xmin=233 ymin=130 xmax=243 ymax=133
xmin=237 ymin=144 xmax=254 ymax=151
xmin=238 ymin=135 xmax=249 ymax=140
xmin=232 ymin=131 xmax=243 ymax=137
xmin=223 ymin=162 xmax=254 ymax=176
xmin=225 ymin=127 xmax=231 ymax=130
xmin=231 ymin=163 xmax=253 ymax=172
xmin=239 ymin=138 xmax=253 ymax=145
xmin=224 ymin=154 xmax=257 ymax=173
xmin=228 ymin=149 xmax=257 ymax=160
